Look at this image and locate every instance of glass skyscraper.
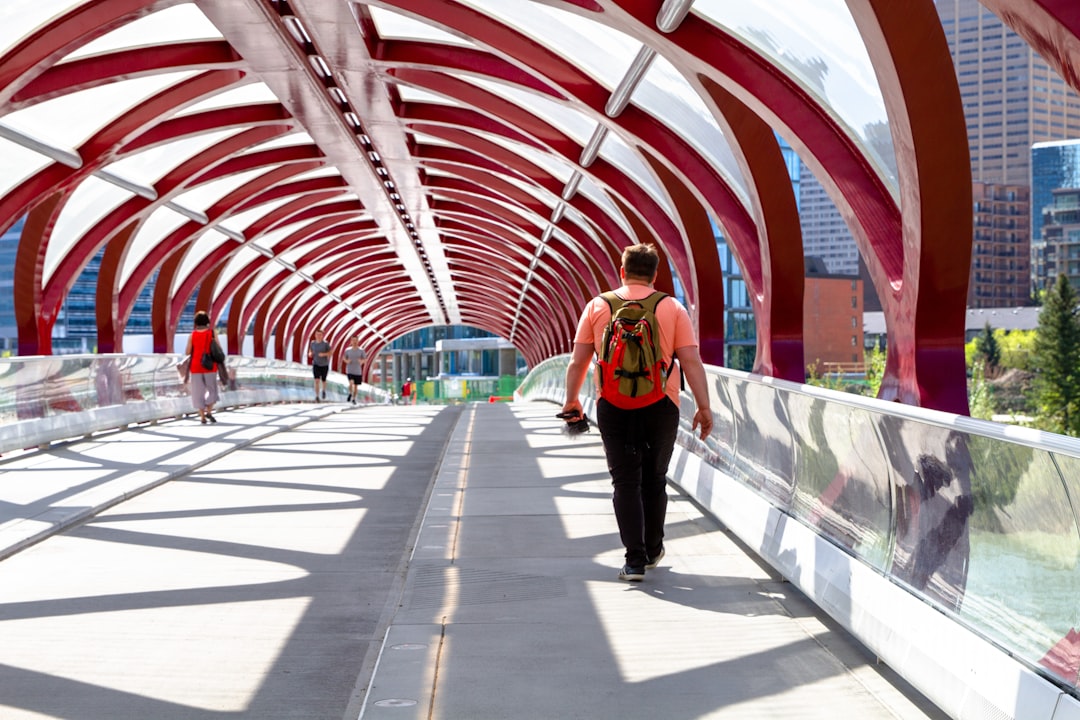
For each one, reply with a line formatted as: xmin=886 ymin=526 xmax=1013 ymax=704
xmin=1032 ymin=139 xmax=1080 ymax=245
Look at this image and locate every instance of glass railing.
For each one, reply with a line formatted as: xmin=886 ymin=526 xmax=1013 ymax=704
xmin=0 ymin=354 xmax=390 ymax=454
xmin=517 ymin=356 xmax=1080 ymax=694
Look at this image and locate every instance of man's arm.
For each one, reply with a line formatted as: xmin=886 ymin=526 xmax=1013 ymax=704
xmin=561 ymin=342 xmax=594 ymax=417
xmin=675 ymin=344 xmax=713 ymax=440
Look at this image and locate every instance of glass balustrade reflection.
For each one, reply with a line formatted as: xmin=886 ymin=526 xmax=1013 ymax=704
xmin=523 ymin=358 xmax=1080 ymax=692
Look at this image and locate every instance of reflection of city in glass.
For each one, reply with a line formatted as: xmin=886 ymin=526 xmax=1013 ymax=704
xmin=0 ymin=218 xmax=21 ymax=353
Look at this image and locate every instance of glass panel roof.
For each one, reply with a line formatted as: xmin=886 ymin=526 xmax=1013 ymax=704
xmin=177 ymin=83 xmax=282 ymax=116
xmin=575 ymin=172 xmax=630 ymax=237
xmin=598 ymin=130 xmax=673 ymax=216
xmin=0 ymin=136 xmax=53 ymax=198
xmin=476 ymin=130 xmax=573 ymax=186
xmin=252 ymin=132 xmax=315 ymax=151
xmin=217 ymin=197 xmax=301 ymax=236
xmin=1 ymin=71 xmax=198 ymax=150
xmin=119 ymin=204 xmax=190 ymax=287
xmin=177 ymin=228 xmax=234 ymax=285
xmin=457 ymin=0 xmax=639 ymax=91
xmin=693 ymin=0 xmax=897 ymax=187
xmin=195 ymin=232 xmax=260 ymax=291
xmin=171 ymin=167 xmax=271 ymax=214
xmin=44 ymin=175 xmax=134 ymax=285
xmin=396 ymin=85 xmax=462 ymax=107
xmin=62 ymin=3 xmax=222 ymax=61
xmin=245 ymin=260 xmax=290 ymax=302
xmin=462 ymin=75 xmax=597 ymax=145
xmin=0 ymin=0 xmax=89 ymax=57
xmin=106 ymin=129 xmax=244 ymax=186
xmin=635 ymin=54 xmax=750 ymax=207
xmin=367 ymin=6 xmax=476 ymax=47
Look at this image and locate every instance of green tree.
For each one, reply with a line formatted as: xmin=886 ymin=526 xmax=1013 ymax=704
xmin=864 ymin=345 xmax=886 ymax=398
xmin=997 ymin=329 xmax=1035 ymax=371
xmin=967 ymin=361 xmax=995 ymax=420
xmin=1032 ymin=275 xmax=1080 ymax=435
xmin=973 ymin=321 xmax=1001 ymax=372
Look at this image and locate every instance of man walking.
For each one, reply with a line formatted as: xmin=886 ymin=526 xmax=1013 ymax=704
xmin=308 ymin=328 xmax=331 ymax=401
xmin=562 ymin=243 xmax=712 ymax=581
xmin=343 ymin=335 xmax=365 ymax=404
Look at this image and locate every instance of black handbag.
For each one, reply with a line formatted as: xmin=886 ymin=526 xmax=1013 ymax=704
xmin=200 ymin=352 xmax=215 ymax=370
xmin=209 ymin=336 xmax=226 ymax=364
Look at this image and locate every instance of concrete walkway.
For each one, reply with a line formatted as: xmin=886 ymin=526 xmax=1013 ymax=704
xmin=0 ymin=401 xmax=949 ymax=719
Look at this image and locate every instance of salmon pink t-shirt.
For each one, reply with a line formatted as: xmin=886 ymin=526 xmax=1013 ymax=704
xmin=573 ymin=284 xmax=697 ymax=407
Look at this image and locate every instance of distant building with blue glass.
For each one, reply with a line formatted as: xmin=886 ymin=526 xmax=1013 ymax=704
xmin=0 ymin=217 xmax=158 ymax=355
xmin=1032 ymin=139 xmax=1080 ymax=246
xmin=1032 ymin=139 xmax=1080 ymax=295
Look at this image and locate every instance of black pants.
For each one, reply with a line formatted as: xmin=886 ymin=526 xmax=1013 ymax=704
xmin=596 ymin=397 xmax=680 ymax=567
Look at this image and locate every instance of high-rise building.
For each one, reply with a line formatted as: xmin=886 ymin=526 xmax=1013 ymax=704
xmin=56 ymin=247 xmax=157 ymax=353
xmin=0 ymin=218 xmax=21 ymax=354
xmin=1035 ymin=188 xmax=1080 ymax=295
xmin=798 ymin=167 xmax=860 ymax=276
xmin=970 ymin=182 xmax=1031 ymax=306
xmin=936 ymin=0 xmax=1080 ymax=306
xmin=937 ymin=0 xmax=1080 ymax=186
xmin=1032 ymin=139 xmax=1080 ymax=257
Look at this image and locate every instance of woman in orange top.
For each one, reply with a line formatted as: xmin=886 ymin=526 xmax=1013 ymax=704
xmin=185 ymin=310 xmax=220 ymax=424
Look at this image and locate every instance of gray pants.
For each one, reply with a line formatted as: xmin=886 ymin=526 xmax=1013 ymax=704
xmin=190 ymin=372 xmax=219 ymax=410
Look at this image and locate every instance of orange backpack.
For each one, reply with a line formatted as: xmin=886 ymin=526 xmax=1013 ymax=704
xmin=596 ymin=291 xmax=671 ymax=409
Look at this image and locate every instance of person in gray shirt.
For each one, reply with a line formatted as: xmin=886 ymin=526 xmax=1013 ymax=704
xmin=343 ymin=335 xmax=366 ymax=404
xmin=308 ymin=328 xmax=331 ymax=401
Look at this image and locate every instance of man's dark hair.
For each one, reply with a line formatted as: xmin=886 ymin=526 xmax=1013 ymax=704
xmin=194 ymin=310 xmax=210 ymax=328
xmin=622 ymin=243 xmax=659 ymax=280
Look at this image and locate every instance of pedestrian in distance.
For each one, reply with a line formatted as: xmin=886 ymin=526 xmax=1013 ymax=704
xmin=185 ymin=310 xmax=221 ymax=425
xmin=561 ymin=243 xmax=713 ymax=582
xmin=343 ymin=335 xmax=365 ymax=404
xmin=309 ymin=328 xmax=331 ymax=401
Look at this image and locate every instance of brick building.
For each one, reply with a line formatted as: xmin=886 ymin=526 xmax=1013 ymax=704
xmin=804 ymin=258 xmax=864 ymax=374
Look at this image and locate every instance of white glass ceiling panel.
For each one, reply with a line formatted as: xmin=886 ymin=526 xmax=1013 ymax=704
xmin=105 ymin=129 xmax=243 ymax=186
xmin=217 ymin=196 xmax=300 ymax=236
xmin=171 ymin=167 xmax=270 ymax=214
xmin=207 ymin=236 xmax=265 ymax=293
xmin=245 ymin=260 xmax=290 ymax=303
xmin=475 ymin=130 xmax=574 ymax=186
xmin=575 ymin=172 xmax=631 ymax=237
xmin=0 ymin=136 xmax=53 ymax=197
xmin=252 ymin=132 xmax=315 ymax=151
xmin=367 ymin=6 xmax=476 ymax=47
xmin=0 ymin=0 xmax=88 ymax=57
xmin=1 ymin=71 xmax=197 ymax=150
xmin=600 ymin=130 xmax=673 ymax=216
xmin=44 ymin=175 xmax=134 ymax=285
xmin=635 ymin=55 xmax=749 ymax=208
xmin=461 ymin=75 xmax=596 ymax=145
xmin=250 ymin=221 xmax=309 ymax=252
xmin=177 ymin=228 xmax=233 ymax=286
xmin=693 ymin=0 xmax=897 ymax=187
xmin=177 ymin=82 xmax=281 ymax=116
xmin=63 ymin=4 xmax=222 ymax=60
xmin=119 ymin=204 xmax=190 ymax=287
xmin=270 ymin=270 xmax=306 ymax=303
xmin=290 ymin=166 xmax=343 ymax=182
xmin=458 ymin=0 xmax=638 ymax=91
xmin=397 ymin=85 xmax=463 ymax=108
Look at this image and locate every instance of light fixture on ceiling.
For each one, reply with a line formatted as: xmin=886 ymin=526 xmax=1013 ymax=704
xmin=579 ymin=125 xmax=607 ymax=167
xmin=561 ymin=172 xmax=581 ymax=201
xmin=550 ymin=202 xmax=565 ymax=224
xmin=606 ymin=46 xmax=656 ymax=117
xmin=656 ymin=0 xmax=695 ymax=33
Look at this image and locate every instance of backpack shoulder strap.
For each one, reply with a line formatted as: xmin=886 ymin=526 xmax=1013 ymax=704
xmin=638 ymin=291 xmax=668 ymax=313
xmin=599 ymin=291 xmax=623 ymax=314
